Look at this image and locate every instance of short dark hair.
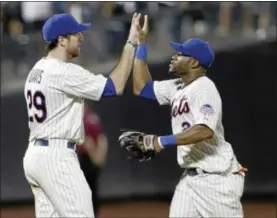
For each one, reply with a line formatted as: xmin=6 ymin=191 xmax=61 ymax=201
xmin=46 ymin=39 xmax=58 ymax=52
xmin=45 ymin=34 xmax=71 ymax=52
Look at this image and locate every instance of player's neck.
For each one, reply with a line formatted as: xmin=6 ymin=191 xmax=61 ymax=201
xmin=181 ymin=73 xmax=205 ymax=85
xmin=47 ymin=49 xmax=69 ymax=62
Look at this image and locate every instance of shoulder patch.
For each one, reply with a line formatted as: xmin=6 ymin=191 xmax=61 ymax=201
xmin=200 ymin=104 xmax=214 ymax=115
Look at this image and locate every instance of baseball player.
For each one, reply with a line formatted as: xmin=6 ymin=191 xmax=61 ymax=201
xmin=119 ymin=16 xmax=247 ymax=217
xmin=23 ymin=13 xmax=142 ymax=217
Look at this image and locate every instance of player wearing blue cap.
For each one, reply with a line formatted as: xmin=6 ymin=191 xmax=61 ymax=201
xmin=23 ymin=13 xmax=144 ymax=217
xmin=119 ymin=15 xmax=246 ymax=218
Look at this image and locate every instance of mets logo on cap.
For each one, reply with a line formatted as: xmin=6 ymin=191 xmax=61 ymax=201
xmin=200 ymin=104 xmax=214 ymax=115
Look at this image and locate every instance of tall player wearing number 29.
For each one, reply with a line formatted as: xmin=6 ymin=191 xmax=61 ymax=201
xmin=23 ymin=13 xmax=142 ymax=217
xmin=132 ymin=16 xmax=246 ymax=217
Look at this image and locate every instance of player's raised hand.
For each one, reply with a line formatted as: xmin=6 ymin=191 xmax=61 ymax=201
xmin=127 ymin=12 xmax=141 ymax=45
xmin=137 ymin=15 xmax=148 ymax=44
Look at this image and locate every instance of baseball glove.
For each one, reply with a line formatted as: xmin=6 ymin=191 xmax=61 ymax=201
xmin=118 ymin=131 xmax=156 ymax=162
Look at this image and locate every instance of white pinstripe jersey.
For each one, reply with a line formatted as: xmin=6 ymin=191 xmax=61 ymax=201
xmin=24 ymin=58 xmax=107 ymax=144
xmin=154 ymin=76 xmax=240 ymax=172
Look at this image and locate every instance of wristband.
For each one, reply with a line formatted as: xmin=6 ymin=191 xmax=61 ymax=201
xmin=136 ymin=43 xmax=147 ymax=60
xmin=158 ymin=135 xmax=177 ymax=148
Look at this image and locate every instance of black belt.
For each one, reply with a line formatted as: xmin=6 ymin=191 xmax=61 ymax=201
xmin=35 ymin=139 xmax=76 ymax=150
xmin=185 ymin=168 xmax=207 ymax=177
xmin=184 ymin=168 xmax=240 ymax=177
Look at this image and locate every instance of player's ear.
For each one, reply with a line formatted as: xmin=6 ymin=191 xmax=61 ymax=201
xmin=78 ymin=32 xmax=84 ymax=42
xmin=190 ymin=58 xmax=200 ymax=69
xmin=58 ymin=36 xmax=67 ymax=47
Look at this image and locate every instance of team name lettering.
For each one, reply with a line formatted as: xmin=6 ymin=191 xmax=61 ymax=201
xmin=171 ymin=97 xmax=190 ymax=117
xmin=28 ymin=69 xmax=44 ymax=84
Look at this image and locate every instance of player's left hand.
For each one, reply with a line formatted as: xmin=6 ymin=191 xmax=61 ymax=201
xmin=136 ymin=14 xmax=149 ymax=44
xmin=118 ymin=131 xmax=163 ymax=162
xmin=127 ymin=12 xmax=141 ymax=45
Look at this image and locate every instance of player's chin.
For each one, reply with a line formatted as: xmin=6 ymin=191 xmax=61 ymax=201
xmin=168 ymin=65 xmax=173 ymax=73
xmin=169 ymin=69 xmax=181 ymax=77
xmin=168 ymin=65 xmax=176 ymax=75
xmin=168 ymin=69 xmax=174 ymax=75
xmin=71 ymin=50 xmax=80 ymax=58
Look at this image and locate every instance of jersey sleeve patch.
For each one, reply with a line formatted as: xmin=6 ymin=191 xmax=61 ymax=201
xmin=200 ymin=104 xmax=214 ymax=115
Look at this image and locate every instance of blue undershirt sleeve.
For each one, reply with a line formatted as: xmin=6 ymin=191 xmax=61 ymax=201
xmin=138 ymin=81 xmax=157 ymax=101
xmin=102 ymin=77 xmax=117 ymax=97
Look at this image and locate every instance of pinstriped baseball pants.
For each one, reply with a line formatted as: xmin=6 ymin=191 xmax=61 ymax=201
xmin=169 ymin=170 xmax=245 ymax=218
xmin=23 ymin=140 xmax=95 ymax=217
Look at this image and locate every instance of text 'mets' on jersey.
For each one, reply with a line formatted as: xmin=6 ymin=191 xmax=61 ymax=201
xmin=153 ymin=76 xmax=240 ymax=172
xmin=24 ymin=58 xmax=107 ymax=144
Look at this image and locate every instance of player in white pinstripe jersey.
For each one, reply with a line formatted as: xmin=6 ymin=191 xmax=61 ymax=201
xmin=23 ymin=13 xmax=142 ymax=217
xmin=131 ymin=16 xmax=247 ymax=217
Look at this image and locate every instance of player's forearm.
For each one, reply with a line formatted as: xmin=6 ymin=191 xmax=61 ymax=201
xmin=155 ymin=125 xmax=214 ymax=152
xmin=133 ymin=44 xmax=152 ymax=95
xmin=174 ymin=125 xmax=214 ymax=145
xmin=133 ymin=42 xmax=152 ymax=95
xmin=109 ymin=43 xmax=135 ymax=95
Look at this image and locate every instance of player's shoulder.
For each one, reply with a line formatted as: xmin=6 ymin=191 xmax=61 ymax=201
xmin=195 ymin=76 xmax=218 ymax=90
xmin=39 ymin=58 xmax=86 ymax=75
xmin=32 ymin=58 xmax=67 ymax=74
xmin=191 ymin=76 xmax=220 ymax=96
xmin=63 ymin=62 xmax=88 ymax=76
xmin=65 ymin=62 xmax=85 ymax=70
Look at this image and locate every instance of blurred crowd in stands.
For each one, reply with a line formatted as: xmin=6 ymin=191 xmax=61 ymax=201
xmin=1 ymin=2 xmax=276 ymax=79
xmin=2 ymin=2 xmax=276 ymax=39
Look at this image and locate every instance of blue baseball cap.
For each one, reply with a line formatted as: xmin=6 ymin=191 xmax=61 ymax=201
xmin=42 ymin=13 xmax=91 ymax=43
xmin=170 ymin=38 xmax=215 ymax=69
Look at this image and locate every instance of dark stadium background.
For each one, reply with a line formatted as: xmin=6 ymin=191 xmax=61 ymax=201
xmin=1 ymin=2 xmax=276 ymax=218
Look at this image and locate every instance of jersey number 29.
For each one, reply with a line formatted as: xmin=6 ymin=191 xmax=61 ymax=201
xmin=27 ymin=90 xmax=47 ymax=123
